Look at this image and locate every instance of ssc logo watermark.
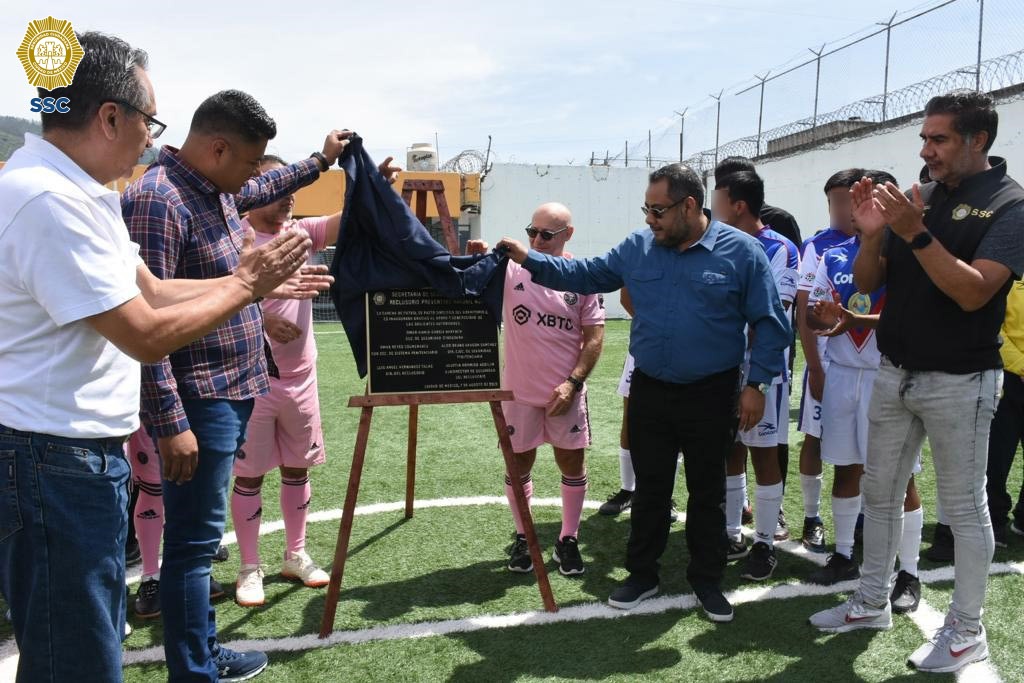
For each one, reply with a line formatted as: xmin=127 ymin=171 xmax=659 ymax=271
xmin=16 ymin=16 xmax=83 ymax=112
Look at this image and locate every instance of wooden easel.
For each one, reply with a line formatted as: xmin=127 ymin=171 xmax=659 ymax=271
xmin=318 ymin=179 xmax=558 ymax=639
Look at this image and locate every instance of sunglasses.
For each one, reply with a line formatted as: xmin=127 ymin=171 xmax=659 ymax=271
xmin=641 ymin=197 xmax=686 ymax=218
xmin=109 ymin=99 xmax=166 ymax=139
xmin=525 ymin=225 xmax=569 ymax=241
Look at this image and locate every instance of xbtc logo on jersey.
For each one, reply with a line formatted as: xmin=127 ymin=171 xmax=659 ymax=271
xmin=512 ymin=305 xmax=532 ymax=325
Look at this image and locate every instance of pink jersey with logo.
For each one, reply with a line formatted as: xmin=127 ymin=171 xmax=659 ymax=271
xmin=244 ymin=215 xmax=330 ymax=378
xmin=502 ymin=260 xmax=605 ymax=406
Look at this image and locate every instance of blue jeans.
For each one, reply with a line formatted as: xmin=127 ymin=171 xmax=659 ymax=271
xmin=860 ymin=359 xmax=1001 ymax=630
xmin=0 ymin=425 xmax=131 ymax=683
xmin=158 ymin=399 xmax=253 ymax=682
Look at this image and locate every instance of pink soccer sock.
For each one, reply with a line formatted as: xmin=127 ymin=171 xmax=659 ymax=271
xmin=231 ymin=483 xmax=263 ymax=567
xmin=504 ymin=473 xmax=533 ymax=535
xmin=134 ymin=479 xmax=164 ymax=578
xmin=280 ymin=475 xmax=311 ymax=557
xmin=560 ymin=472 xmax=588 ymax=539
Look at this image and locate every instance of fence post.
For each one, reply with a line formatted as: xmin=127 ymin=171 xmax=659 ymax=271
xmin=755 ymin=72 xmax=769 ymax=156
xmin=674 ymin=108 xmax=687 ymax=163
xmin=976 ymin=0 xmax=985 ymax=91
xmin=810 ymin=44 xmax=825 ymax=141
xmin=880 ymin=11 xmax=897 ymax=121
xmin=711 ymin=90 xmax=723 ymax=167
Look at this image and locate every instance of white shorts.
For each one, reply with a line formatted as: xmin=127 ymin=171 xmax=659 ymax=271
xmin=798 ymin=362 xmax=828 ymax=438
xmin=617 ymin=353 xmax=635 ymax=398
xmin=501 ymin=390 xmax=592 ymax=453
xmin=738 ymin=381 xmax=789 ymax=448
xmin=821 ymin=364 xmax=923 ymax=473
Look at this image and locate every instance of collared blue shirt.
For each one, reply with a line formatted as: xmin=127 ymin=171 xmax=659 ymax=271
xmin=521 ymin=220 xmax=791 ymax=385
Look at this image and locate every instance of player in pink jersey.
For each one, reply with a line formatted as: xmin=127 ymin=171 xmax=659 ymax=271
xmin=501 ymin=202 xmax=605 ymax=576
xmin=231 ymin=154 xmax=399 ymax=607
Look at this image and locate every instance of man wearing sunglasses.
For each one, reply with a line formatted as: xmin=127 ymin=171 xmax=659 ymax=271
xmin=501 ymin=202 xmax=605 ymax=577
xmin=497 ymin=164 xmax=790 ymax=622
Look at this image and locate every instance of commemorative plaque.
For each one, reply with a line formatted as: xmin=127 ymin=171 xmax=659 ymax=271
xmin=365 ymin=288 xmax=501 ymax=394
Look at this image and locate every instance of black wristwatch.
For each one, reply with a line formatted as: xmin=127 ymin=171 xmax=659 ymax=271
xmin=566 ymin=375 xmax=585 ymax=392
xmin=908 ymin=231 xmax=933 ymax=250
xmin=310 ymin=151 xmax=329 ymax=172
xmin=746 ymin=381 xmax=769 ymax=395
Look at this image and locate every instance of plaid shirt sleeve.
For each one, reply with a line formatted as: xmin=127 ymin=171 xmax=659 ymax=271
xmin=122 ymin=189 xmax=191 ymax=437
xmin=234 ymin=157 xmax=321 ymax=214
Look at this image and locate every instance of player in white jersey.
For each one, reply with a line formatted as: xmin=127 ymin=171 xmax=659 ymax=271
xmin=805 ymin=171 xmax=924 ymax=613
xmin=794 ymin=169 xmax=865 ymax=554
xmin=713 ymin=171 xmax=799 ymax=582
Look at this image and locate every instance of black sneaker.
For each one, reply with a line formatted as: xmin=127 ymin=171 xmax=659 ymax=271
xmin=598 ymin=489 xmax=633 ymax=516
xmin=740 ymin=542 xmax=777 ymax=581
xmin=925 ymin=523 xmax=955 ymax=562
xmin=693 ymin=583 xmax=734 ymax=623
xmin=506 ymin=533 xmax=533 ymax=573
xmin=807 ymin=552 xmax=859 ymax=585
xmin=134 ymin=578 xmax=160 ymax=619
xmin=741 ymin=504 xmax=753 ymax=526
xmin=890 ymin=569 xmax=921 ymax=614
xmin=774 ymin=509 xmax=790 ymax=542
xmin=853 ymin=513 xmax=864 ymax=547
xmin=727 ymin=537 xmax=750 ymax=561
xmin=553 ymin=535 xmax=585 ymax=576
xmin=212 ymin=643 xmax=268 ymax=682
xmin=801 ymin=516 xmax=826 ymax=554
xmin=125 ymin=537 xmax=142 ymax=568
xmin=210 ymin=576 xmax=226 ymax=599
xmin=669 ymin=499 xmax=680 ymax=524
xmin=213 ymin=544 xmax=230 ymax=563
xmin=608 ymin=579 xmax=659 ymax=610
xmin=993 ymin=524 xmax=1008 ymax=549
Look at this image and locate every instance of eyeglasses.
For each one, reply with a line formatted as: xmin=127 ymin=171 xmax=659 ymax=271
xmin=109 ymin=99 xmax=166 ymax=139
xmin=525 ymin=225 xmax=569 ymax=241
xmin=641 ymin=198 xmax=686 ymax=218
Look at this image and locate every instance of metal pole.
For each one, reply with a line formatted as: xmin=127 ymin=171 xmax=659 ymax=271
xmin=754 ymin=72 xmax=769 ymax=157
xmin=673 ymin=108 xmax=688 ymax=163
xmin=809 ymin=44 xmax=825 ymax=140
xmin=624 ymin=140 xmax=628 ymax=167
xmin=647 ymin=129 xmax=652 ymax=168
xmin=976 ymin=0 xmax=985 ymax=91
xmin=711 ymin=90 xmax=723 ymax=167
xmin=880 ymin=11 xmax=897 ymax=121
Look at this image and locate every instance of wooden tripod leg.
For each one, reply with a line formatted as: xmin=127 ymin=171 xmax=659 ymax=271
xmin=489 ymin=400 xmax=558 ymax=613
xmin=405 ymin=404 xmax=419 ymax=519
xmin=319 ymin=404 xmax=374 ymax=638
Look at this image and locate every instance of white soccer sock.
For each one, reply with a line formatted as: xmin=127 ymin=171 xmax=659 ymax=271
xmin=801 ymin=473 xmax=823 ymax=520
xmin=618 ymin=447 xmax=635 ymax=492
xmin=676 ymin=453 xmax=682 ymax=479
xmin=755 ymin=482 xmax=784 ymax=546
xmin=899 ymin=506 xmax=924 ymax=577
xmin=833 ymin=495 xmax=862 ymax=559
xmin=726 ymin=473 xmax=747 ymax=541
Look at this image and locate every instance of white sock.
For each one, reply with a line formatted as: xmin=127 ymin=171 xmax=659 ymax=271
xmin=619 ymin=447 xmax=635 ymax=492
xmin=801 ymin=473 xmax=823 ymax=520
xmin=755 ymin=482 xmax=784 ymax=545
xmin=726 ymin=473 xmax=746 ymax=541
xmin=899 ymin=506 xmax=924 ymax=577
xmin=833 ymin=495 xmax=862 ymax=559
xmin=675 ymin=453 xmax=682 ymax=479
xmin=935 ymin=499 xmax=948 ymax=526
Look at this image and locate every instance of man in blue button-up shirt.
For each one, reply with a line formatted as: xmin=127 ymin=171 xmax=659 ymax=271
xmin=497 ymin=163 xmax=790 ymax=622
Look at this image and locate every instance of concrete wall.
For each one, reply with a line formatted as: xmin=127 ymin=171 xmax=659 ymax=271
xmin=480 ymin=163 xmax=652 ymax=319
xmin=757 ymin=97 xmax=1024 ymax=236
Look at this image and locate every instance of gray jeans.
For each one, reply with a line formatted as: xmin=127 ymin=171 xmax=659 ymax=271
xmin=860 ymin=358 xmax=1002 ymax=630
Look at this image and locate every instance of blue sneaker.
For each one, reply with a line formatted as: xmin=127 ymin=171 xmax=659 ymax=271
xmin=212 ymin=644 xmax=268 ymax=682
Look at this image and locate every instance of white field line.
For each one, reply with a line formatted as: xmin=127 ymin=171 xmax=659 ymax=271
xmin=3 ymin=496 xmax=1020 ymax=679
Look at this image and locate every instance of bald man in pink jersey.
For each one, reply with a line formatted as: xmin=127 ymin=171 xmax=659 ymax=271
xmin=501 ymin=202 xmax=605 ymax=577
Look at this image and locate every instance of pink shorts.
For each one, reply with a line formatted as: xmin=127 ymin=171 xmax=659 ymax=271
xmin=128 ymin=428 xmax=161 ymax=483
xmin=234 ymin=369 xmax=326 ymax=478
xmin=501 ymin=390 xmax=591 ymax=453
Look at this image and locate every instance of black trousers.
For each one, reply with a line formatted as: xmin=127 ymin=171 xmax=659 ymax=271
xmin=625 ymin=367 xmax=739 ymax=588
xmin=986 ymin=371 xmax=1024 ymax=528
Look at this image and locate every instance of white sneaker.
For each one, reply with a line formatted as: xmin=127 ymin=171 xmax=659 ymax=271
xmin=808 ymin=590 xmax=892 ymax=633
xmin=281 ymin=550 xmax=330 ymax=588
xmin=235 ymin=564 xmax=266 ymax=607
xmin=908 ymin=617 xmax=989 ymax=673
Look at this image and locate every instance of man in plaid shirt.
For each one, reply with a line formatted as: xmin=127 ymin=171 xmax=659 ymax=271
xmin=122 ymin=89 xmax=349 ymax=682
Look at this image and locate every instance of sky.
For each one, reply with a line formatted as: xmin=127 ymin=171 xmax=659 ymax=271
xmin=3 ymin=0 xmax=1019 ymax=168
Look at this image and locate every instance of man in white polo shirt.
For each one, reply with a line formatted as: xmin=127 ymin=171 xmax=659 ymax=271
xmin=0 ymin=32 xmax=317 ymax=683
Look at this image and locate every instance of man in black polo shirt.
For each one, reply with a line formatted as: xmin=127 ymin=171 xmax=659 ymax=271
xmin=809 ymin=90 xmax=1024 ymax=674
